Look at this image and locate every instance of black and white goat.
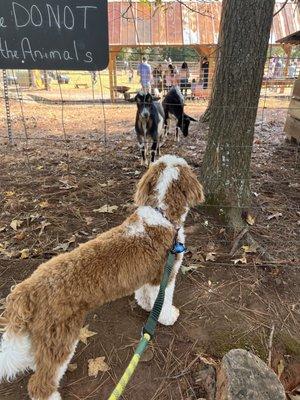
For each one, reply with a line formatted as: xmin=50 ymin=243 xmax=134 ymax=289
xmin=162 ymin=86 xmax=197 ymax=141
xmin=134 ymin=91 xmax=165 ymax=166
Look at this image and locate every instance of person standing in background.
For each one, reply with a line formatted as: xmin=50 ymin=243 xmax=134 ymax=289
xmin=201 ymin=57 xmax=209 ymax=89
xmin=179 ymin=62 xmax=190 ymax=96
xmin=137 ymin=56 xmax=152 ymax=93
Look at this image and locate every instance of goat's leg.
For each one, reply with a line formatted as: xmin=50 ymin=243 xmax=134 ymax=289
xmin=150 ymin=137 xmax=158 ymax=164
xmin=137 ymin=134 xmax=146 ymax=166
xmin=175 ymin=126 xmax=180 ymax=142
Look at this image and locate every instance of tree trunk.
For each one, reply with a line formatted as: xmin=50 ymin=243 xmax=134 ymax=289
xmin=201 ymin=0 xmax=275 ymax=231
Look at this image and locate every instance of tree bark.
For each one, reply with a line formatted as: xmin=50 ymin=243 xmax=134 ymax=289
xmin=201 ymin=0 xmax=275 ymax=231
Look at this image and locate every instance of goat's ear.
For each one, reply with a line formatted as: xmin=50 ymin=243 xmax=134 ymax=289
xmin=145 ymin=93 xmax=153 ymax=103
xmin=186 ymin=115 xmax=198 ymax=122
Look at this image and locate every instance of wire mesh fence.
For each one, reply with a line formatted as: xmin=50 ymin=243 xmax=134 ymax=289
xmin=0 ymin=2 xmax=300 ymax=400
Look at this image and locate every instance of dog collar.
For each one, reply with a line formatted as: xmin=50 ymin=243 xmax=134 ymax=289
xmin=154 ymin=207 xmax=186 ymax=254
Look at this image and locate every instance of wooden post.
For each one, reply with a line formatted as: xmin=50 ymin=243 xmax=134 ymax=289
xmin=280 ymin=44 xmax=292 ymax=93
xmin=108 ymin=51 xmax=115 ymax=102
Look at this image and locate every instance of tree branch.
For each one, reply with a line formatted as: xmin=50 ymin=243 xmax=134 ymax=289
xmin=273 ymin=0 xmax=288 ymax=17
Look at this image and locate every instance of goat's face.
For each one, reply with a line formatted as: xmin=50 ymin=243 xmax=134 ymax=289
xmin=135 ymin=92 xmax=153 ymax=121
xmin=181 ymin=114 xmax=197 ymax=137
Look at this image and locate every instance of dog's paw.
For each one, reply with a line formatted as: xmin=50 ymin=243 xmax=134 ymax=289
xmin=159 ymin=306 xmax=180 ymax=326
xmin=134 ymin=291 xmax=152 ymax=312
xmin=48 ymin=392 xmax=62 ymax=400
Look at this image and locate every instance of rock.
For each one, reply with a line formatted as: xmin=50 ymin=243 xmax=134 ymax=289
xmin=195 ymin=362 xmax=217 ymax=400
xmin=216 ymin=349 xmax=286 ymax=400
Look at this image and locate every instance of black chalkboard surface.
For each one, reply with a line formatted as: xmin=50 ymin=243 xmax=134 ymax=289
xmin=0 ymin=0 xmax=109 ymax=70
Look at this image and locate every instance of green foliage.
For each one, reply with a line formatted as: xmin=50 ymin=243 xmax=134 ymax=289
xmin=117 ymin=47 xmax=199 ymax=62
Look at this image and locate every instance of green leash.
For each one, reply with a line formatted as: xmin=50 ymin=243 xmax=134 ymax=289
xmin=108 ymin=249 xmax=179 ymax=400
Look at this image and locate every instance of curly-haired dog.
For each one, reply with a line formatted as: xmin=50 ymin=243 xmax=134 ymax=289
xmin=0 ymin=155 xmax=204 ymax=400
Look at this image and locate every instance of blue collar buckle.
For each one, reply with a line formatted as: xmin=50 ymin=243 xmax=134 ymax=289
xmin=171 ymin=242 xmax=187 ymax=254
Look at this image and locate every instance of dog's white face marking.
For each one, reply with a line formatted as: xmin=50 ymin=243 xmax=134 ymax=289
xmin=126 ymin=219 xmax=145 ymax=236
xmin=154 ymin=154 xmax=187 ymax=168
xmin=137 ymin=206 xmax=171 ymax=227
xmin=152 ymin=155 xmax=188 ymax=210
xmin=155 ymin=166 xmax=179 ymax=210
xmin=0 ymin=332 xmax=34 ymax=382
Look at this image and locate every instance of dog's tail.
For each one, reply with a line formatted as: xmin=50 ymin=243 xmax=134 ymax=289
xmin=0 ymin=289 xmax=34 ymax=382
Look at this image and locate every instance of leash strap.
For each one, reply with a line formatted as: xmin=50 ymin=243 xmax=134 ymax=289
xmin=108 ymin=247 xmax=182 ymax=400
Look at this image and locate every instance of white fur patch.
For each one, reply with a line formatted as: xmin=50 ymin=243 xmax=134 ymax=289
xmin=137 ymin=206 xmax=171 ymax=228
xmin=154 ymin=154 xmax=187 ymax=167
xmin=126 ymin=219 xmax=145 ymax=236
xmin=0 ymin=331 xmax=34 ymax=382
xmin=155 ymin=166 xmax=179 ymax=209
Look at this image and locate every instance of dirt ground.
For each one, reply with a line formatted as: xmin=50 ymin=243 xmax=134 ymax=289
xmin=0 ymin=94 xmax=299 ymax=399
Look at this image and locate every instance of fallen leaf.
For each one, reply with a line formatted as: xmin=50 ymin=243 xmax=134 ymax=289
xmin=246 ymin=214 xmax=255 ymax=226
xmin=79 ymin=325 xmax=97 ymax=344
xmin=36 ymin=165 xmax=44 ymax=170
xmin=141 ymin=348 xmax=154 ymax=362
xmin=20 ymin=248 xmax=30 ymax=259
xmin=88 ymin=357 xmax=110 ymax=377
xmin=232 ymin=255 xmax=247 ymax=265
xmin=29 ymin=213 xmax=41 ymax=222
xmin=68 ymin=363 xmax=78 ymax=372
xmin=39 ymin=200 xmax=50 ymax=209
xmin=53 ymin=236 xmax=76 ymax=252
xmin=205 ymin=252 xmax=216 ymax=262
xmin=0 ymin=227 xmax=6 ymax=233
xmin=14 ymin=232 xmax=26 ymax=241
xmin=85 ymin=217 xmax=94 ymax=225
xmin=4 ymin=191 xmax=15 ymax=197
xmin=93 ymin=205 xmax=118 ymax=214
xmin=277 ymin=359 xmax=285 ymax=379
xmin=53 ymin=242 xmax=70 ymax=252
xmin=10 ymin=219 xmax=23 ymax=231
xmin=267 ymin=212 xmax=282 ymax=221
xmin=39 ymin=221 xmax=51 ymax=236
xmin=182 ymin=264 xmax=205 ymax=275
xmin=191 ymin=253 xmax=205 ymax=262
xmin=242 ymin=245 xmax=257 ymax=253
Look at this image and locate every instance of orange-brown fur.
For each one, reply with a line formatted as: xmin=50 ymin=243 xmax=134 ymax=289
xmin=1 ymin=156 xmax=204 ymax=400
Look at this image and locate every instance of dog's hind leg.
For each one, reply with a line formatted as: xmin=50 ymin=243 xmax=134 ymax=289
xmin=28 ymin=337 xmax=78 ymax=400
xmin=0 ymin=330 xmax=35 ymax=382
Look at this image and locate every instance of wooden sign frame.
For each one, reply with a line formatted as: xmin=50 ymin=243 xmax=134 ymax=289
xmin=0 ymin=0 xmax=109 ymax=70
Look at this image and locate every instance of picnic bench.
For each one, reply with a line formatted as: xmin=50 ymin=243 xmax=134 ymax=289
xmin=75 ymin=83 xmax=89 ymax=89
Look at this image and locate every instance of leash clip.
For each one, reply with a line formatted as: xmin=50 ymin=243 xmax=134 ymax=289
xmin=171 ymin=242 xmax=187 ymax=254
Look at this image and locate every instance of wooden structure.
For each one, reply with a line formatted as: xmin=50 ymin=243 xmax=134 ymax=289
xmin=278 ymin=30 xmax=300 ymax=142
xmin=107 ymin=1 xmax=300 ymax=101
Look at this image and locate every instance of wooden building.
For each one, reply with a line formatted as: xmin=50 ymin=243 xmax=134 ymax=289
xmin=107 ymin=1 xmax=300 ymax=101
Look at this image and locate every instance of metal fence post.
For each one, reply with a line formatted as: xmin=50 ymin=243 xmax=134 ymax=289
xmin=2 ymin=69 xmax=13 ymax=145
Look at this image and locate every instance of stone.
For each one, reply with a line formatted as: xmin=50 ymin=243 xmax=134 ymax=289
xmin=216 ymin=349 xmax=286 ymax=400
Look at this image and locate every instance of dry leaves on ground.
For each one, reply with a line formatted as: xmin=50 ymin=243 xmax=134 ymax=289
xmin=93 ymin=205 xmax=118 ymax=213
xmin=88 ymin=357 xmax=110 ymax=377
xmin=79 ymin=325 xmax=97 ymax=345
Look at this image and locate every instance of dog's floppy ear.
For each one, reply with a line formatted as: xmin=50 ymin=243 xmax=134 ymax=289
xmin=134 ymin=163 xmax=164 ymax=206
xmin=178 ymin=166 xmax=205 ymax=207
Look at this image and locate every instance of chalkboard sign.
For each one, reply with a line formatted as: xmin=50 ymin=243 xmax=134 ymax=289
xmin=0 ymin=0 xmax=109 ymax=70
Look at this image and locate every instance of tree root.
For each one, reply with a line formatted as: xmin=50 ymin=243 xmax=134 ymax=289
xmin=230 ymin=227 xmax=275 ymax=262
xmin=200 ymin=105 xmax=211 ymax=123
